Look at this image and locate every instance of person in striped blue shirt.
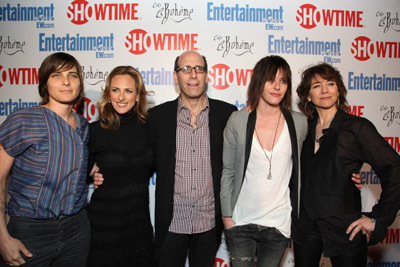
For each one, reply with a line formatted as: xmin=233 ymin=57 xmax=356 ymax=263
xmin=0 ymin=52 xmax=90 ymax=267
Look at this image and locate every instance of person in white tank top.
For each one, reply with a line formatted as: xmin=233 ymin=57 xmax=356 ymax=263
xmin=220 ymin=55 xmax=306 ymax=267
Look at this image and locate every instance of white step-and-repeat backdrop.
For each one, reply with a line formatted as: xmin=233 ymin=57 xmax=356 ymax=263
xmin=0 ymin=1 xmax=399 ymax=266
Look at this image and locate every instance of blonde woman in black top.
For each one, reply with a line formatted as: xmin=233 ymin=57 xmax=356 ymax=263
xmin=86 ymin=66 xmax=155 ymax=266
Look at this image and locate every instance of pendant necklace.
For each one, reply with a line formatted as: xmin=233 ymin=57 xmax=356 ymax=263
xmin=254 ymin=112 xmax=281 ymax=180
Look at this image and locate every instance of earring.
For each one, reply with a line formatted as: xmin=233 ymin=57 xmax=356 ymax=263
xmin=108 ymin=100 xmax=111 ymax=104
xmin=304 ymin=101 xmax=314 ymax=116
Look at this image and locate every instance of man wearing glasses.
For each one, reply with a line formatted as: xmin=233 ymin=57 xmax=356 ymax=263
xmin=149 ymin=50 xmax=237 ymax=267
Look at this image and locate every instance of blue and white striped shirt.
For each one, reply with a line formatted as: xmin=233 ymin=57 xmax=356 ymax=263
xmin=0 ymin=106 xmax=89 ymax=219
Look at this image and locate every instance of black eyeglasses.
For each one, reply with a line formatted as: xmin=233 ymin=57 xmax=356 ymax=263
xmin=176 ymin=65 xmax=206 ymax=74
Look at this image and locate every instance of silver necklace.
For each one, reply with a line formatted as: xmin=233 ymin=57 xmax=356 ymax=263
xmin=254 ymin=112 xmax=281 ymax=180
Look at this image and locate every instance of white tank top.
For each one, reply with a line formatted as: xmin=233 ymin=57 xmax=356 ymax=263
xmin=232 ymin=122 xmax=293 ymax=237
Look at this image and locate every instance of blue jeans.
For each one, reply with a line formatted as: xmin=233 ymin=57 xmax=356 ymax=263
xmin=0 ymin=208 xmax=90 ymax=267
xmin=224 ymin=224 xmax=289 ymax=267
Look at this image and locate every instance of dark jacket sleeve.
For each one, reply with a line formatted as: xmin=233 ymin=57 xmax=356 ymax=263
xmin=86 ymin=122 xmax=98 ymax=184
xmin=355 ymin=118 xmax=400 ymax=245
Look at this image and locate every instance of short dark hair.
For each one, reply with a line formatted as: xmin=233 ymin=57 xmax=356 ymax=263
xmin=247 ymin=55 xmax=292 ymax=112
xmin=38 ymin=52 xmax=84 ymax=106
xmin=297 ymin=63 xmax=348 ymax=118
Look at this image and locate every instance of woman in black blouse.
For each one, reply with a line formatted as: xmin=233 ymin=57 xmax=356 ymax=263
xmin=294 ymin=63 xmax=400 ymax=266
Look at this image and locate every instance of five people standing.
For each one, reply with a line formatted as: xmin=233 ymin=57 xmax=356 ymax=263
xmin=1 ymin=50 xmax=398 ymax=267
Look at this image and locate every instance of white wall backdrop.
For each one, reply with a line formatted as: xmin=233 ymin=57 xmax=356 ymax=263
xmin=0 ymin=1 xmax=399 ymax=266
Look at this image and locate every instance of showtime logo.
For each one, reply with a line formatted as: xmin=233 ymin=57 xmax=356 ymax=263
xmin=296 ymin=4 xmax=363 ymax=29
xmin=384 ymin=136 xmax=400 ymax=153
xmin=67 ymin=0 xmax=139 ymax=25
xmin=214 ymin=258 xmax=229 ymax=267
xmin=347 ymin=105 xmax=364 ymax=117
xmin=75 ymin=97 xmax=98 ymax=123
xmin=351 ymin=36 xmax=400 ymax=61
xmin=0 ymin=65 xmax=39 ymax=88
xmin=125 ymin=29 xmax=198 ymax=55
xmin=208 ymin=64 xmax=253 ymax=90
xmin=380 ymin=228 xmax=400 ymax=244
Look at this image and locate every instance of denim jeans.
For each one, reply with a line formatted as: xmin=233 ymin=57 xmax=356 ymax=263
xmin=224 ymin=224 xmax=289 ymax=267
xmin=0 ymin=208 xmax=90 ymax=267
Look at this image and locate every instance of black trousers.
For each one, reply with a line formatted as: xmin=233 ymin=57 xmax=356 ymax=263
xmin=156 ymin=228 xmax=219 ymax=267
xmin=294 ymin=222 xmax=367 ymax=267
xmin=0 ymin=209 xmax=90 ymax=267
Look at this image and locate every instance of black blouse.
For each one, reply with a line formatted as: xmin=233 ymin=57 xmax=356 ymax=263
xmin=299 ymin=109 xmax=400 ymax=245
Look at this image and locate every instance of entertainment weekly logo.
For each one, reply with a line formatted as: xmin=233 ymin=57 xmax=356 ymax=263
xmin=67 ymin=0 xmax=139 ymax=25
xmin=296 ymin=4 xmax=364 ymax=29
xmin=153 ymin=2 xmax=194 ymax=24
xmin=350 ymin=36 xmax=400 ymax=61
xmin=125 ymin=29 xmax=198 ymax=55
xmin=208 ymin=64 xmax=253 ymax=90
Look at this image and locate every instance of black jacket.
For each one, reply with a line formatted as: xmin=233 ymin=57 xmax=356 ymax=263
xmin=298 ymin=109 xmax=400 ymax=245
xmin=148 ymin=97 xmax=236 ymax=247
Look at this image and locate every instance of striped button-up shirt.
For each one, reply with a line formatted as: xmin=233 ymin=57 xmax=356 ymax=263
xmin=0 ymin=106 xmax=89 ymax=219
xmin=169 ymin=97 xmax=215 ymax=234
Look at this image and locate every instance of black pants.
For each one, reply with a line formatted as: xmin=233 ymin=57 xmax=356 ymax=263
xmin=156 ymin=228 xmax=219 ymax=267
xmin=294 ymin=223 xmax=367 ymax=267
xmin=0 ymin=209 xmax=90 ymax=267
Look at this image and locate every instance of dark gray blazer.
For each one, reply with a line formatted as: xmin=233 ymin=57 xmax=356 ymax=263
xmin=220 ymin=109 xmax=307 ymax=232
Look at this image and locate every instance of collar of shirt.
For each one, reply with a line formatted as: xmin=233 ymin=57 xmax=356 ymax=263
xmin=177 ymin=95 xmax=210 ymax=126
xmin=310 ymin=109 xmax=346 ymax=144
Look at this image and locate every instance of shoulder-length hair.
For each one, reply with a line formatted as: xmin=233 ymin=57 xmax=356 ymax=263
xmin=38 ymin=52 xmax=84 ymax=106
xmin=98 ymin=66 xmax=149 ymax=130
xmin=296 ymin=63 xmax=348 ymax=118
xmin=247 ymin=55 xmax=292 ymax=112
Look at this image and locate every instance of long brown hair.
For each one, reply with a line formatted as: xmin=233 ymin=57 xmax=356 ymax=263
xmin=297 ymin=63 xmax=348 ymax=118
xmin=98 ymin=66 xmax=149 ymax=129
xmin=247 ymin=55 xmax=292 ymax=112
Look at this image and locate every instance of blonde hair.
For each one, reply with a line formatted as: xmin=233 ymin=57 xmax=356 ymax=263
xmin=98 ymin=66 xmax=149 ymax=129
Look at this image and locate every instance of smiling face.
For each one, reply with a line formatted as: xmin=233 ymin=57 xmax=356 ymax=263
xmin=174 ymin=51 xmax=208 ymax=102
xmin=308 ymin=74 xmax=339 ymax=112
xmin=109 ymin=74 xmax=138 ymax=114
xmin=259 ymin=68 xmax=288 ymax=108
xmin=46 ymin=66 xmax=81 ymax=106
